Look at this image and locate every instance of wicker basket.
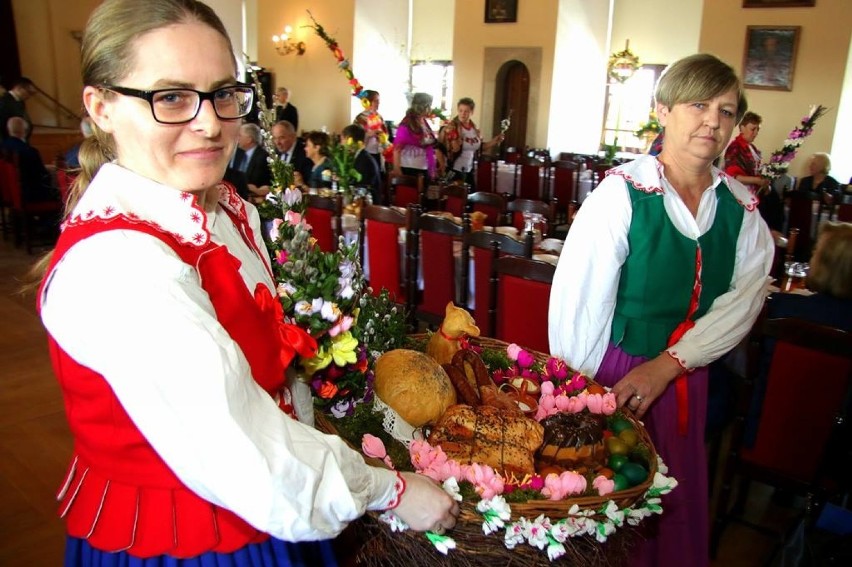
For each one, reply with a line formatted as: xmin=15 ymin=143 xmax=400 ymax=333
xmin=316 ymin=335 xmax=659 ymax=566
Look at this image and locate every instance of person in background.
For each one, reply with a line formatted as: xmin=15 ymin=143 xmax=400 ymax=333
xmin=438 ymin=97 xmax=503 ymax=187
xmin=724 ymin=111 xmax=782 ymax=234
xmin=0 ymin=77 xmax=37 ymax=140
xmin=342 ymin=123 xmax=382 ymax=204
xmin=3 ymin=117 xmax=57 ymax=203
xmin=795 ymin=152 xmax=840 ymax=204
xmin=64 ymin=117 xmax=95 ymax=169
xmin=35 ymin=1 xmax=458 ymax=564
xmin=236 ymin=122 xmax=272 ymax=200
xmin=295 ymin=130 xmax=332 ymax=189
xmin=271 ymin=119 xmax=311 ymax=183
xmin=273 ymin=87 xmax=298 ymax=132
xmin=391 ymin=92 xmax=440 ymax=181
xmin=354 ymin=90 xmax=388 ymax=176
xmin=549 ymin=53 xmax=774 ymax=567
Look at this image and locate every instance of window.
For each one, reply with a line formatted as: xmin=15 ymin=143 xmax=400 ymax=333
xmin=411 ymin=60 xmax=454 ymax=118
xmin=601 ymin=64 xmax=665 ymax=152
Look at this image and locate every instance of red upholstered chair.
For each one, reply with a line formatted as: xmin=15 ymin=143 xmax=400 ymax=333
xmin=467 ymin=191 xmax=508 ymax=228
xmin=490 ymin=256 xmax=555 ymax=354
xmin=360 ymin=205 xmax=409 ymax=304
xmin=304 ymin=193 xmax=342 ymax=253
xmin=710 ymin=316 xmax=852 ymax=557
xmin=388 ymin=173 xmax=425 ymax=209
xmin=465 ymin=230 xmax=533 ymax=336
xmin=551 ymin=160 xmax=579 ymax=224
xmin=408 ymin=207 xmax=470 ymax=326
xmin=518 ymin=157 xmax=546 ymax=200
xmin=56 ymin=169 xmax=77 ymax=207
xmin=437 ymin=183 xmax=468 ymax=218
xmin=474 ymin=154 xmax=498 ymax=193
xmin=0 ymin=154 xmax=61 ymax=254
xmin=592 ymin=163 xmax=612 ymax=188
xmin=506 ymin=198 xmax=556 ymax=237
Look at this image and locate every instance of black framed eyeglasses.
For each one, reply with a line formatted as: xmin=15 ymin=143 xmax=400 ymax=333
xmin=101 ymin=84 xmax=255 ymax=124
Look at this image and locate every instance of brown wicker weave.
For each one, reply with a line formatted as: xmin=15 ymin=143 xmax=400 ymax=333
xmin=314 ymin=335 xmax=661 ymax=566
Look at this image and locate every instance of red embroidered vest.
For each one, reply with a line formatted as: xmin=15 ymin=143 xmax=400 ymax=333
xmin=37 ymin=206 xmax=311 ymax=557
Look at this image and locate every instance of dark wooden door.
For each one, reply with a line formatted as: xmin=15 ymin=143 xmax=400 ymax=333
xmin=493 ymin=61 xmax=529 ymax=156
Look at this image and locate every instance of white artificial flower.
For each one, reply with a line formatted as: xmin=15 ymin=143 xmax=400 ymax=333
xmin=547 ymin=541 xmax=567 ymax=561
xmin=442 ymin=477 xmax=463 ymax=502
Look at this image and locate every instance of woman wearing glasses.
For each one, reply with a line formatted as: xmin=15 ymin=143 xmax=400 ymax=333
xmin=34 ymin=1 xmax=458 ymax=565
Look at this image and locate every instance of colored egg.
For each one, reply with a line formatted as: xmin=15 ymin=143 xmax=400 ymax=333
xmin=612 ymin=473 xmax=630 ymax=492
xmin=608 ymin=454 xmax=629 ymax=472
xmin=606 ymin=437 xmax=629 ymax=456
xmin=618 ymin=428 xmax=639 ymax=448
xmin=620 ymin=462 xmax=649 ymax=486
xmin=609 ymin=417 xmax=633 ymax=434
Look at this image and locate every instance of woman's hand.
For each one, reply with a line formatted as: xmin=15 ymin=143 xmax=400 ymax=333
xmin=392 ymin=472 xmax=460 ymax=533
xmin=610 ymin=353 xmax=683 ymax=419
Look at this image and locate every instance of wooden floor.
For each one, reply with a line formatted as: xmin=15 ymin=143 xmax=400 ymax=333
xmin=0 ymin=235 xmax=805 ymax=566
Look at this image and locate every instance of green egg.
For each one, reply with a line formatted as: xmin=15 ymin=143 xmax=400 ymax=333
xmin=620 ymin=462 xmax=649 ymax=487
xmin=608 ymin=454 xmax=629 ymax=472
xmin=609 ymin=417 xmax=633 ymax=434
xmin=612 ymin=473 xmax=630 ymax=492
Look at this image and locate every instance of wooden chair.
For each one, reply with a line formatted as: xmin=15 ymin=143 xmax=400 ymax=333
xmin=490 ymin=255 xmax=555 ymax=354
xmin=465 ymin=230 xmax=533 ymax=336
xmin=710 ymin=316 xmax=852 ymax=558
xmin=0 ymin=154 xmax=61 ymax=254
xmin=408 ymin=206 xmax=470 ymax=327
xmin=55 ymin=169 xmax=77 ymax=207
xmin=592 ymin=162 xmax=612 ymax=188
xmin=836 ymin=202 xmax=852 ymax=222
xmin=474 ymin=154 xmax=498 ymax=193
xmin=304 ymin=193 xmax=342 ymax=253
xmin=550 ymin=160 xmax=580 ymax=223
xmin=786 ymin=191 xmax=820 ymax=261
xmin=503 ymin=148 xmax=520 ymax=164
xmin=360 ymin=204 xmax=410 ymax=304
xmin=506 ymin=198 xmax=557 ymax=237
xmin=467 ymin=191 xmax=508 ymax=228
xmin=518 ymin=157 xmax=546 ymax=200
xmin=387 ymin=173 xmax=425 ymax=209
xmin=437 ymin=182 xmax=468 ymax=218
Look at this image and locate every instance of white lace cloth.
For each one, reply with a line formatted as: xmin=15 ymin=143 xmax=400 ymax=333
xmin=372 ymin=395 xmax=425 ymax=448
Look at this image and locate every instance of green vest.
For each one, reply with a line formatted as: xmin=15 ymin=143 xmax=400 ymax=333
xmin=610 ymin=181 xmax=743 ymax=358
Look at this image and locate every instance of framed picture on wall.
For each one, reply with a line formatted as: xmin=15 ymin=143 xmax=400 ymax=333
xmin=742 ymin=26 xmax=800 ymax=91
xmin=743 ymin=1 xmax=815 ymax=7
xmin=485 ymin=0 xmax=518 ymax=23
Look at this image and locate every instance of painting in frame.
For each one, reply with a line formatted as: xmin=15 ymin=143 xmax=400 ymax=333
xmin=743 ymin=1 xmax=815 ymax=7
xmin=742 ymin=26 xmax=800 ymax=91
xmin=485 ymin=0 xmax=517 ymax=23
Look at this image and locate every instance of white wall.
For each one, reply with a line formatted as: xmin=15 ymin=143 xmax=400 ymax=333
xmin=412 ymin=0 xmax=454 ymax=61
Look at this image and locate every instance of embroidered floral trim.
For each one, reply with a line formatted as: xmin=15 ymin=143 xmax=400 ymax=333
xmin=718 ymin=171 xmax=759 ymax=212
xmin=386 ymin=471 xmax=406 ymax=510
xmin=665 ymin=349 xmax=689 ymax=371
xmin=607 ymin=159 xmax=664 ymax=194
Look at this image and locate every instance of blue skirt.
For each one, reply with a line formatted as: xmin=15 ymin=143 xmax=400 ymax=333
xmin=64 ymin=536 xmax=338 ymax=567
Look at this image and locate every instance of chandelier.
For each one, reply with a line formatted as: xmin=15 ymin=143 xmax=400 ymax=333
xmin=273 ymin=26 xmax=306 ymax=56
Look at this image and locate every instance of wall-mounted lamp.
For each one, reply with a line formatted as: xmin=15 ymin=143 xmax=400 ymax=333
xmin=272 ymin=26 xmax=306 ymax=56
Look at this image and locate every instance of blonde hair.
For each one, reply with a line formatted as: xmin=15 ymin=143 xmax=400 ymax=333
xmin=655 ymin=53 xmax=748 ymax=123
xmin=810 ymin=152 xmax=831 ymax=175
xmin=26 ymin=0 xmax=234 ymax=287
xmin=807 ymin=222 xmax=852 ymax=299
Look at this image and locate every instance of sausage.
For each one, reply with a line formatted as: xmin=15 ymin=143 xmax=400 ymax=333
xmin=442 ymin=363 xmax=481 ymax=406
xmin=451 ymin=349 xmax=492 ymax=390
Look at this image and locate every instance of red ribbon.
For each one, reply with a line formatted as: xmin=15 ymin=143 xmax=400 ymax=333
xmin=666 ymin=247 xmax=703 ymax=436
xmin=254 ymin=286 xmax=318 ymax=369
xmin=439 ymin=324 xmax=470 ymax=350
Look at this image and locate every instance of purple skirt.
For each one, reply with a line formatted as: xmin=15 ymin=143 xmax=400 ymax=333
xmin=596 ymin=343 xmax=710 ymax=567
xmin=64 ymin=537 xmax=338 ymax=567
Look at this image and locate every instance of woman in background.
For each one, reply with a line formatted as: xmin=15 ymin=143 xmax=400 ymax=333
xmin=296 ymin=130 xmax=332 ymax=189
xmin=438 ymin=97 xmax=503 ymax=187
xmin=391 ymin=92 xmax=440 ymax=181
xmin=36 ymin=1 xmax=457 ymax=565
xmin=354 ymin=89 xmax=388 ymax=174
xmin=550 ymin=54 xmax=773 ymax=566
xmin=795 ymin=152 xmax=840 ymax=203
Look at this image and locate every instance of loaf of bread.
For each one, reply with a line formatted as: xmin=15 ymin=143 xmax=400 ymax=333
xmin=428 ymin=404 xmax=544 ymax=475
xmin=373 ymin=349 xmax=457 ymax=427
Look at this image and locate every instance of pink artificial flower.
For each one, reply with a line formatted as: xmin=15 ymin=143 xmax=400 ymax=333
xmin=546 ymin=357 xmax=570 ymax=380
xmin=268 ymin=218 xmax=284 ymax=241
xmin=423 ymin=459 xmax=463 ymax=483
xmin=593 ymin=475 xmax=615 ymax=496
xmin=506 ymin=343 xmax=522 ymax=361
xmin=540 ymin=381 xmax=555 ymax=396
xmin=328 ymin=315 xmax=354 ymax=338
xmin=554 ymin=395 xmax=573 ymax=412
xmin=541 ymin=473 xmax=565 ymax=500
xmin=601 ymin=392 xmax=618 ymax=415
xmin=564 ymin=395 xmax=586 ymax=414
xmin=516 ymin=349 xmax=536 ymax=369
xmin=465 ymin=463 xmax=504 ymax=500
xmin=586 ymin=393 xmax=604 ymax=414
xmin=560 ymin=471 xmax=587 ymax=495
xmin=274 ymin=249 xmax=288 ymax=265
xmin=569 ymin=373 xmax=586 ymax=392
xmin=492 ymin=369 xmax=507 ymax=385
xmin=285 ymin=210 xmax=310 ymax=230
xmin=525 ymin=475 xmax=545 ymax=492
xmin=409 ymin=440 xmax=446 ymax=471
xmin=361 ymin=434 xmax=394 ymax=469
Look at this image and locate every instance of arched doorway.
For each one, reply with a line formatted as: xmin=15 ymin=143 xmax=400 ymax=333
xmin=493 ymin=60 xmax=530 ymax=156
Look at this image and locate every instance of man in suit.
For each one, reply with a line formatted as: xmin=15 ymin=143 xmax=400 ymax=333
xmin=2 ymin=117 xmax=57 ymax=203
xmin=273 ymin=87 xmax=298 ymax=132
xmin=342 ymin=123 xmax=382 ymax=204
xmin=236 ymin=122 xmax=272 ymax=200
xmin=0 ymin=78 xmax=36 ymax=141
xmin=271 ymin=120 xmax=311 ymax=183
